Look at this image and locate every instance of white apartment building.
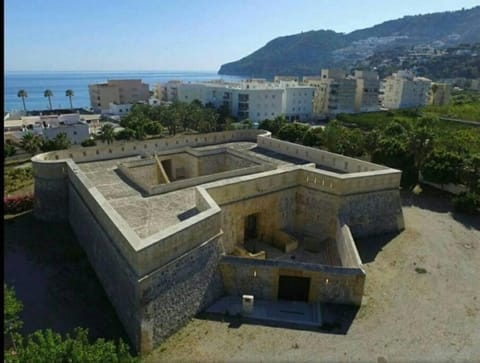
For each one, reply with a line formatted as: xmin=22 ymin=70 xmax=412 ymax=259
xmin=354 ymin=70 xmax=380 ymax=112
xmin=89 ymin=79 xmax=150 ymax=113
xmin=155 ymin=79 xmax=315 ymax=122
xmin=380 ymin=70 xmax=432 ymax=109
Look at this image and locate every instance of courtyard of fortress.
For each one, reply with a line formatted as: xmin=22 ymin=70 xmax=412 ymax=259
xmin=32 ymin=129 xmax=405 ymax=354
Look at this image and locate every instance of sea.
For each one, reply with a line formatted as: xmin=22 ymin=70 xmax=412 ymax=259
xmin=4 ymin=71 xmax=245 ymax=113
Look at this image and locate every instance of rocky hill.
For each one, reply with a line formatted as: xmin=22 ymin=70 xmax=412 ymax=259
xmin=218 ymin=6 xmax=480 ymax=78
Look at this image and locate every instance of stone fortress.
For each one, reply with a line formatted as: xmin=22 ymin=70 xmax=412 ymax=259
xmin=32 ymin=129 xmax=405 ymax=354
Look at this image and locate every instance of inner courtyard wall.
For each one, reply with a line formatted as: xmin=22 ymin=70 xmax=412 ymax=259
xmin=220 ymin=257 xmax=365 ymax=305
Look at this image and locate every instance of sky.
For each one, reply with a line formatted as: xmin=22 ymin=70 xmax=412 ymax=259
xmin=4 ymin=0 xmax=480 ymax=72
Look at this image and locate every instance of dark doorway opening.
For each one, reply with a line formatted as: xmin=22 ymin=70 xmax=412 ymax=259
xmin=278 ymin=275 xmax=310 ymax=302
xmin=161 ymin=159 xmax=173 ymax=180
xmin=244 ymin=214 xmax=258 ymax=241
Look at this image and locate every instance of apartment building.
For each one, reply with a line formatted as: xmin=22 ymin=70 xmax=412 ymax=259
xmin=89 ymin=79 xmax=150 ymax=113
xmin=304 ymin=69 xmax=356 ymax=116
xmin=380 ymin=70 xmax=432 ymax=109
xmin=354 ymin=70 xmax=380 ymax=112
xmin=428 ymin=83 xmax=452 ymax=106
xmin=155 ymin=79 xmax=314 ymax=122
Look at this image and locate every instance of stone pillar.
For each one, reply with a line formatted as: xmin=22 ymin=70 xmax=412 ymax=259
xmin=33 ymin=160 xmax=69 ymax=222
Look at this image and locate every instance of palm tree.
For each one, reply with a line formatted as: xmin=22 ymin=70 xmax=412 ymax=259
xmin=17 ymin=90 xmax=28 ymax=111
xmin=99 ymin=124 xmax=115 ymax=144
xmin=44 ymin=89 xmax=54 ymax=110
xmin=65 ymin=89 xmax=74 ymax=110
xmin=21 ymin=132 xmax=43 ymax=155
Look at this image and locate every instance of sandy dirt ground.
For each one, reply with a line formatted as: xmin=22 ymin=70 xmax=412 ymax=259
xmin=144 ymin=190 xmax=480 ymax=363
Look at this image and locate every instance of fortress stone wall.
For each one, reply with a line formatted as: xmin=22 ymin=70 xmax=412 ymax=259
xmin=32 ymin=129 xmax=404 ymax=354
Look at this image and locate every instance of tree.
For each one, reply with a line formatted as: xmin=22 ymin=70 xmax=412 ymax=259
xmin=277 ymin=123 xmax=309 ymax=143
xmin=421 ymin=151 xmax=463 ymax=187
xmin=44 ymin=89 xmax=54 ymax=110
xmin=4 ymin=284 xmax=23 ymax=336
xmin=258 ymin=116 xmax=287 ymax=136
xmin=65 ymin=89 xmax=74 ymax=110
xmin=21 ymin=132 xmax=43 ymax=155
xmin=145 ymin=122 xmax=163 ymax=135
xmin=17 ymin=90 xmax=28 ymax=111
xmin=371 ymin=121 xmax=416 ymax=186
xmin=99 ymin=124 xmax=115 ymax=144
xmin=3 ymin=287 xmax=138 ymax=362
xmin=115 ymin=128 xmax=136 ymax=141
xmin=302 ymin=127 xmax=323 ymax=147
xmin=40 ymin=133 xmax=71 ymax=152
xmin=52 ymin=132 xmax=71 ymax=150
xmin=5 ymin=328 xmax=138 ymax=363
xmin=408 ymin=116 xmax=436 ymax=182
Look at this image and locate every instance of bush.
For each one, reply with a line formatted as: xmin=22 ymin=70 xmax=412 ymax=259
xmin=115 ymin=128 xmax=136 ymax=140
xmin=4 ymin=144 xmax=17 ymax=158
xmin=5 ymin=328 xmax=138 ymax=363
xmin=145 ymin=122 xmax=163 ymax=135
xmin=81 ymin=138 xmax=96 ymax=147
xmin=4 ymin=195 xmax=34 ymax=214
xmin=452 ymin=192 xmax=480 ymax=215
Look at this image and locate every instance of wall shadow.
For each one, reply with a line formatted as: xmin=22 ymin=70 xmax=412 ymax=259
xmin=354 ymin=231 xmax=400 ymax=264
xmin=400 ymin=186 xmax=452 ymax=213
xmin=197 ymin=303 xmax=359 ymax=335
xmin=401 ymin=185 xmax=480 ymax=230
xmin=4 ymin=211 xmax=134 ymax=353
xmin=113 ymin=168 xmax=149 ymax=196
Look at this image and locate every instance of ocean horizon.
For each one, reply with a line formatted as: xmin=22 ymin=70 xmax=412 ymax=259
xmin=4 ymin=70 xmax=245 ymax=113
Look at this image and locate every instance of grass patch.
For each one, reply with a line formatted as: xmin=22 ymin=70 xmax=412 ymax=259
xmin=415 ymin=267 xmax=428 ymax=274
xmin=4 ymin=166 xmax=34 ymax=195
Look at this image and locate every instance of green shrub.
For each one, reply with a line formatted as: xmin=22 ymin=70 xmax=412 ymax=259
xmin=115 ymin=128 xmax=136 ymax=140
xmin=4 ymin=144 xmax=17 ymax=158
xmin=81 ymin=138 xmax=97 ymax=147
xmin=145 ymin=122 xmax=163 ymax=135
xmin=452 ymin=192 xmax=480 ymax=215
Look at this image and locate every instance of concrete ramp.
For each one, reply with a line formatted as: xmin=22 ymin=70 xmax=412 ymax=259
xmin=205 ymin=296 xmax=322 ymax=327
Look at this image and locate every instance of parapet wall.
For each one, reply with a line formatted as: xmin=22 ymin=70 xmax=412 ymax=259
xmin=37 ymin=129 xmax=269 ymax=164
xmin=335 ymin=219 xmax=363 ymax=268
xmin=257 ymin=135 xmax=386 ymax=173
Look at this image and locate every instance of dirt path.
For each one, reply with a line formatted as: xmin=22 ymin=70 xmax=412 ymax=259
xmin=144 ymin=191 xmax=480 ymax=363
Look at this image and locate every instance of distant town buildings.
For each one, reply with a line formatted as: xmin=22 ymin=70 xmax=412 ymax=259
xmin=88 ymin=79 xmax=150 ymax=113
xmin=380 ymin=70 xmax=432 ymax=109
xmin=7 ymin=113 xmax=91 ymax=144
